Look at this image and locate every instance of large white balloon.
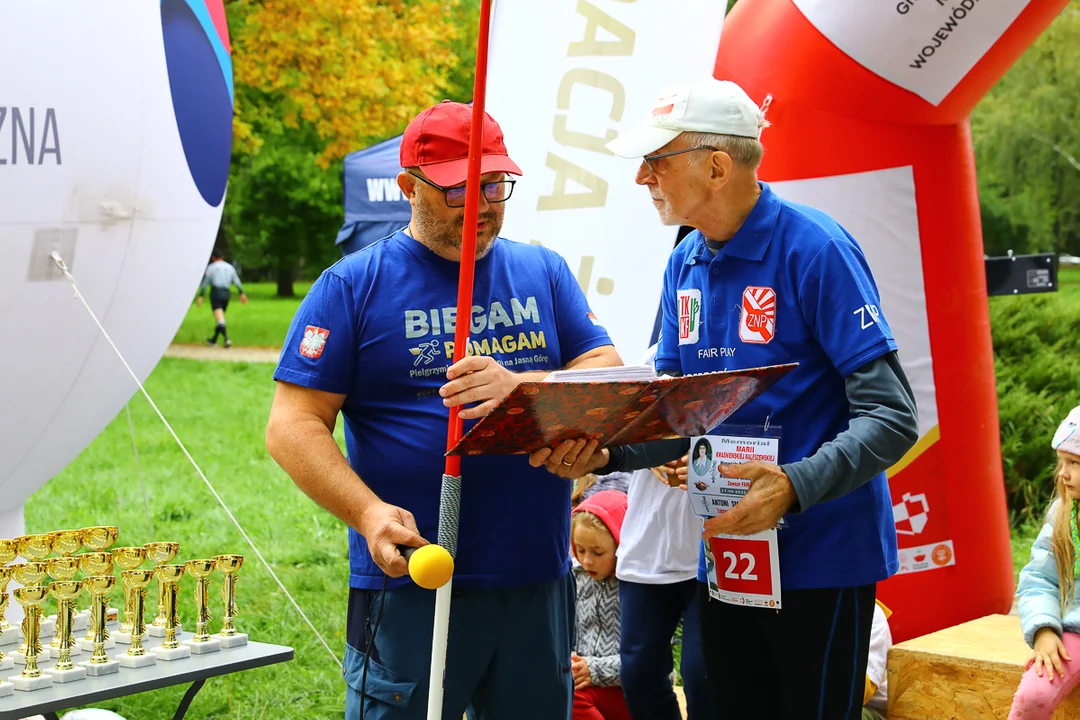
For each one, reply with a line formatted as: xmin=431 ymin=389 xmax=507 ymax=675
xmin=0 ymin=0 xmax=233 ymax=511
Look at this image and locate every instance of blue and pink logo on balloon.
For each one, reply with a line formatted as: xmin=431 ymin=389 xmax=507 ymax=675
xmin=161 ymin=0 xmax=233 ymax=207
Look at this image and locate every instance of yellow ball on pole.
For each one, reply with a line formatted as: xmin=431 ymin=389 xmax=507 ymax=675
xmin=407 ymin=545 xmax=454 ymax=590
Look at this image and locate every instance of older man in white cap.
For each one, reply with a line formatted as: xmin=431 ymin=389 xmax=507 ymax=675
xmin=533 ymin=79 xmax=920 ymax=719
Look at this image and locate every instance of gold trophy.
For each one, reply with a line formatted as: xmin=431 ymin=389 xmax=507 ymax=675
xmin=43 ymin=581 xmax=84 ymax=683
xmin=79 ymin=527 xmax=119 ymax=626
xmin=0 ymin=568 xmax=11 ymax=671
xmin=46 ymin=558 xmax=81 ymax=658
xmin=11 ymin=563 xmax=49 ymax=665
xmin=9 ymin=586 xmax=52 ymax=691
xmin=76 ymin=553 xmax=114 ymax=652
xmin=0 ymin=538 xmax=18 ymax=648
xmin=214 ymin=555 xmax=247 ymax=647
xmin=150 ymin=564 xmax=189 ymax=661
xmin=15 ymin=535 xmax=55 ymax=641
xmin=78 ymin=574 xmax=118 ymax=676
xmin=48 ymin=530 xmax=83 ymax=558
xmin=117 ymin=569 xmax=156 ymax=669
xmin=144 ymin=541 xmax=180 ymax=638
xmin=111 ymin=546 xmax=147 ymax=644
xmin=183 ymin=559 xmax=219 ymax=654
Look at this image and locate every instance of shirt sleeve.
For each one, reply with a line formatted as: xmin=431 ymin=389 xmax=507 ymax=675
xmin=582 ymin=654 xmax=621 ymax=688
xmin=1018 ymin=516 xmax=1065 ymax=647
xmin=230 ymin=265 xmax=244 ymax=294
xmin=782 ymin=352 xmax=919 ymax=512
xmin=550 ymin=253 xmax=613 ymax=363
xmin=272 ymin=271 xmax=358 ymax=394
xmin=198 ymin=268 xmax=210 ymax=296
xmin=797 ymin=237 xmax=898 ymax=377
xmin=654 ymin=258 xmax=681 ymax=375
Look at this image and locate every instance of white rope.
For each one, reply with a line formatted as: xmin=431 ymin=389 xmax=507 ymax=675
xmin=124 ymin=403 xmax=155 ymax=538
xmin=51 ymin=251 xmax=341 ymax=668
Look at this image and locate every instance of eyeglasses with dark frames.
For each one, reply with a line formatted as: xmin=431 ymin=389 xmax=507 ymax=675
xmin=642 ymin=145 xmax=719 ymax=173
xmin=408 ymin=172 xmax=516 ymax=208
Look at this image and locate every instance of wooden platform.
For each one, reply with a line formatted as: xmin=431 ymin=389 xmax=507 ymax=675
xmin=888 ymin=613 xmax=1080 ymax=719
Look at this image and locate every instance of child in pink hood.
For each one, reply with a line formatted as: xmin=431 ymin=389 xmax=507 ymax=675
xmin=571 ymin=489 xmax=632 ymax=720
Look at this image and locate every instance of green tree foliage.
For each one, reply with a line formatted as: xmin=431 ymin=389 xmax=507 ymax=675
xmin=973 ymin=3 xmax=1080 ymax=257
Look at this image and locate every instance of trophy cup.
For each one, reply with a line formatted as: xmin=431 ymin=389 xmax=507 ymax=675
xmin=0 ymin=540 xmax=18 ymax=648
xmin=214 ymin=555 xmax=247 ymax=647
xmin=49 ymin=530 xmax=83 ymax=558
xmin=78 ymin=575 xmax=118 ymax=676
xmin=47 ymin=530 xmax=87 ymax=631
xmin=144 ymin=541 xmax=180 ymax=638
xmin=11 ymin=563 xmax=49 ymax=664
xmin=9 ymin=586 xmax=52 ymax=691
xmin=183 ymin=559 xmax=219 ymax=654
xmin=150 ymin=564 xmax=189 ymax=661
xmin=0 ymin=569 xmax=10 ymax=670
xmin=15 ymin=535 xmax=55 ymax=639
xmin=43 ymin=581 xmax=84 ymax=683
xmin=117 ymin=569 xmax=156 ymax=669
xmin=76 ymin=553 xmax=114 ymax=652
xmin=79 ymin=527 xmax=119 ymax=626
xmin=111 ymin=546 xmax=146 ymax=644
xmin=46 ymin=558 xmax=81 ymax=657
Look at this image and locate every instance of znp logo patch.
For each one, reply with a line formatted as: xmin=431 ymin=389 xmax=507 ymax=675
xmin=739 ymin=286 xmax=776 ymax=344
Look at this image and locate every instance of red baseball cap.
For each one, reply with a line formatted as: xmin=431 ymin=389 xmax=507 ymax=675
xmin=400 ymin=100 xmax=522 ymax=187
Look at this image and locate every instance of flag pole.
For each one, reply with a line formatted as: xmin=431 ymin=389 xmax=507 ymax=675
xmin=424 ymin=1 xmax=493 ymax=717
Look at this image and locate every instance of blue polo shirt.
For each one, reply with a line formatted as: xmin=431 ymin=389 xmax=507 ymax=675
xmin=274 ymin=231 xmax=613 ymax=590
xmin=656 ymin=183 xmax=899 ymax=590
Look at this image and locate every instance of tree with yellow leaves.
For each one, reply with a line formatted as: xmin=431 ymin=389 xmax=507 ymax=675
xmin=231 ymin=0 xmax=469 ymax=167
xmin=220 ymin=0 xmax=479 ymax=295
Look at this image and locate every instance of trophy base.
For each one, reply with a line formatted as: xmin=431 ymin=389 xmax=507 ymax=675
xmin=39 ymin=618 xmax=55 ymax=639
xmin=76 ymin=637 xmax=114 ymax=652
xmin=151 ymin=645 xmax=191 ymax=662
xmin=44 ymin=665 xmax=86 ymax=683
xmin=0 ymin=656 xmax=11 ymax=671
xmin=72 ymin=614 xmax=89 ymax=633
xmin=114 ymin=630 xmax=133 ymax=645
xmin=0 ymin=681 xmax=11 ymax=697
xmin=219 ymin=633 xmax=248 ymax=649
xmin=80 ymin=659 xmax=119 ymax=677
xmin=118 ymin=653 xmax=157 ymax=669
xmin=14 ymin=649 xmax=49 ymax=665
xmin=184 ymin=638 xmax=221 ymax=654
xmin=10 ymin=673 xmax=53 ymax=691
xmin=0 ymin=628 xmax=19 ymax=647
xmin=147 ymin=623 xmax=180 ymax=638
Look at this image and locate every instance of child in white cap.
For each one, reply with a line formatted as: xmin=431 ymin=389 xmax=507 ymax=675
xmin=1010 ymin=406 xmax=1080 ymax=719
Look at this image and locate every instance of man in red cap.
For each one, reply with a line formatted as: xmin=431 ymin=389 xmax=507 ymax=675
xmin=267 ymin=101 xmax=622 ymax=719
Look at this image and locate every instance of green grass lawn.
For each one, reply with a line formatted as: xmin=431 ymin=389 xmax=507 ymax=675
xmin=172 ymin=282 xmax=312 ymax=349
xmin=26 ymin=358 xmax=349 ymax=719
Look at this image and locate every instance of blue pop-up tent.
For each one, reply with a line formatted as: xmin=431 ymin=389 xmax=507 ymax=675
xmin=335 ymin=134 xmax=410 ymax=255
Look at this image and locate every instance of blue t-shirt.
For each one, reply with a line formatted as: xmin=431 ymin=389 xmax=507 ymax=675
xmin=274 ymin=231 xmax=612 ymax=590
xmin=655 ymin=183 xmax=899 ymax=590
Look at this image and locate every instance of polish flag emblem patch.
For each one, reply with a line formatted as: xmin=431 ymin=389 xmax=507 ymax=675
xmin=299 ymin=326 xmax=329 ymax=359
xmin=739 ymin=286 xmax=776 ymax=344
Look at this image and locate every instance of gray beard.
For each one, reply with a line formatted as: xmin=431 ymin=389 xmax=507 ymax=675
xmin=413 ymin=196 xmax=502 ymax=259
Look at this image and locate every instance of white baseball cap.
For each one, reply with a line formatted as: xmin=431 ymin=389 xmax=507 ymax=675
xmin=1053 ymin=406 xmax=1080 ymax=456
xmin=606 ymin=79 xmax=765 ymax=159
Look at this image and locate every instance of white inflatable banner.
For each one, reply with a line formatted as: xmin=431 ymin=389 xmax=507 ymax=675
xmin=487 ymin=0 xmax=727 ymax=359
xmin=0 ymin=0 xmax=232 ymax=515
